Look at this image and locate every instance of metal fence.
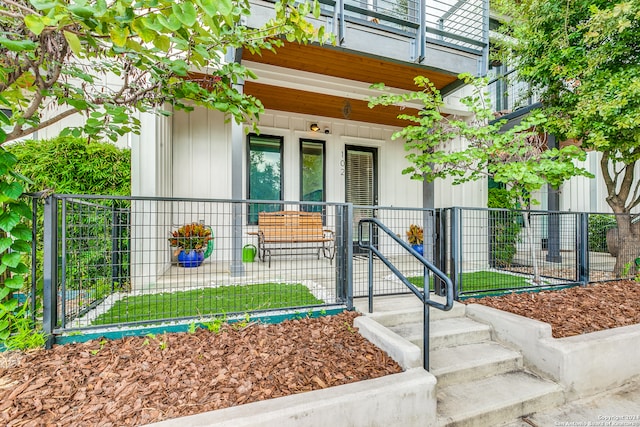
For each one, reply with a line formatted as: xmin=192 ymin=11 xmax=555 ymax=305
xmin=32 ymin=196 xmax=639 ymax=340
xmin=439 ymin=208 xmax=638 ymax=298
xmin=352 ymin=206 xmax=437 ymax=297
xmin=42 ymin=195 xmax=351 ymax=337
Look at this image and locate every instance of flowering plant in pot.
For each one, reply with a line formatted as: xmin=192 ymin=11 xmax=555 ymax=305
xmin=406 ymin=224 xmax=424 ymax=256
xmin=168 ymin=223 xmax=213 ymax=267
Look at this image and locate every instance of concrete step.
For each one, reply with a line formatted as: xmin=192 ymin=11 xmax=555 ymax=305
xmin=388 ymin=317 xmax=492 ymax=350
xmin=430 ymin=341 xmax=523 ymax=388
xmin=436 ymin=371 xmax=564 ymax=427
xmin=354 ymin=295 xmax=466 ymax=327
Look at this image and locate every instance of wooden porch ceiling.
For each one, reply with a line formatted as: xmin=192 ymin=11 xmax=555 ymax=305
xmin=240 ymin=43 xmax=458 ymax=127
xmin=244 ymin=81 xmax=413 ymax=127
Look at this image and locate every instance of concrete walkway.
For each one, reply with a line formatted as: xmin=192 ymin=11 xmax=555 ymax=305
xmin=505 ymin=380 xmax=640 ymax=426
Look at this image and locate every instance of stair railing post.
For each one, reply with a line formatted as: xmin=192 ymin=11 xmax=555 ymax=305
xmin=367 ymin=221 xmax=374 ymax=313
xmin=423 ymin=275 xmax=430 ymax=371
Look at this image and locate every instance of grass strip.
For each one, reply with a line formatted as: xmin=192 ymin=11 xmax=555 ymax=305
xmin=408 ymin=270 xmax=531 ymax=292
xmin=92 ymin=283 xmax=323 ymax=325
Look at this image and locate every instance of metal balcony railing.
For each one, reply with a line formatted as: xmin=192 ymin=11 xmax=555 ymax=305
xmin=487 ymin=67 xmax=541 ymax=113
xmin=315 ymin=0 xmax=489 ymax=65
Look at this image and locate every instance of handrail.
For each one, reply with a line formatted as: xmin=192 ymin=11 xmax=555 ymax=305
xmin=358 ymin=218 xmax=453 ymax=370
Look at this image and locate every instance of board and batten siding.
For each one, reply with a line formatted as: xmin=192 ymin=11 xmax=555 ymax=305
xmin=172 ymin=107 xmax=231 ymax=199
xmin=170 ymin=107 xmax=487 ymax=209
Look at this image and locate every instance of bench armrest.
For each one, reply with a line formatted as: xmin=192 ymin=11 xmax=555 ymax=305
xmin=323 ymin=229 xmax=335 ymax=239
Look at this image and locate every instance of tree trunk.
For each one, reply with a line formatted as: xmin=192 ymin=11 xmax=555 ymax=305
xmin=611 ymin=214 xmax=640 ymax=278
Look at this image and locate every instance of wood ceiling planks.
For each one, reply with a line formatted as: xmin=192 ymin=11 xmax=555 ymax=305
xmin=244 ymin=81 xmax=419 ymax=128
xmin=242 ymin=42 xmax=457 ymax=91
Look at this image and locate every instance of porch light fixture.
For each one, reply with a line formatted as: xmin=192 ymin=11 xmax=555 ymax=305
xmin=310 ymin=123 xmax=320 ymax=132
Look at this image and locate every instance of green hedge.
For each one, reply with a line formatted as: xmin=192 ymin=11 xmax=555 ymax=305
xmin=588 ymin=214 xmax=617 ymax=253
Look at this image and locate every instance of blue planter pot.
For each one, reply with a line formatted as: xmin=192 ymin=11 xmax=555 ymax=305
xmin=411 ymin=244 xmax=424 ymax=256
xmin=178 ymin=250 xmax=205 ymax=268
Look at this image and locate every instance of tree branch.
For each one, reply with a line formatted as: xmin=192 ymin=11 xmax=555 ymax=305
xmin=3 ymin=109 xmax=78 ymax=144
xmin=600 ymin=152 xmax=617 ymax=198
xmin=3 ymin=0 xmax=35 ymax=15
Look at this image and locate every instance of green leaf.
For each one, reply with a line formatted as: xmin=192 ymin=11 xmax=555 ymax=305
xmin=11 ymin=240 xmax=32 ymax=254
xmin=1 ymin=252 xmax=22 ymax=269
xmin=153 ymin=35 xmax=171 ymax=52
xmin=0 ymin=211 xmax=21 ymax=232
xmin=0 ymin=287 xmax=10 ymax=301
xmin=64 ymin=31 xmax=82 ymax=55
xmin=172 ymin=3 xmax=197 ymax=27
xmin=25 ymin=14 xmax=46 ymax=36
xmin=68 ymin=5 xmax=95 ymax=18
xmin=141 ymin=15 xmax=164 ymax=32
xmin=7 ymin=202 xmax=32 ymax=220
xmin=0 ymin=110 xmax=10 ymax=125
xmin=109 ymin=26 xmax=129 ymax=47
xmin=195 ymin=0 xmax=219 ymax=16
xmin=4 ymin=276 xmax=24 ymax=290
xmin=157 ymin=14 xmax=181 ymax=32
xmin=1 ymin=182 xmax=23 ymax=200
xmin=0 ymin=298 xmax=19 ymax=313
xmin=217 ymin=0 xmax=233 ymax=16
xmin=29 ymin=0 xmax=57 ymax=11
xmin=9 ymin=263 xmax=29 ymax=275
xmin=0 ymin=37 xmax=36 ymax=52
xmin=0 ymin=320 xmax=9 ymax=333
xmin=0 ymin=237 xmax=12 ymax=253
xmin=131 ymin=18 xmax=157 ymax=43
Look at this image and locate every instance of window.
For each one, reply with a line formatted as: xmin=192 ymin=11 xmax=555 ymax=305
xmin=300 ymin=139 xmax=325 ymax=214
xmin=247 ymin=134 xmax=283 ymax=224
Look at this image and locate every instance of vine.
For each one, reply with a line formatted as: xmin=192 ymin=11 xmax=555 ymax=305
xmin=0 ymin=141 xmax=45 ymax=349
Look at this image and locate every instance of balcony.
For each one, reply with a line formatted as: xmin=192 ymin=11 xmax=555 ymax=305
xmin=487 ymin=66 xmax=541 ymax=114
xmin=235 ymin=0 xmax=490 ymax=126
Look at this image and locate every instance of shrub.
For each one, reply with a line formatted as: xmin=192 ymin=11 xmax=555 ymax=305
xmin=588 ymin=214 xmax=617 ymax=253
xmin=9 ymin=135 xmax=130 ymax=195
xmin=488 ymin=187 xmax=523 ymax=267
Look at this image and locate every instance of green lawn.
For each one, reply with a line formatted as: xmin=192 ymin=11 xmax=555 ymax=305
xmin=408 ymin=270 xmax=532 ymax=293
xmin=92 ymin=283 xmax=323 ymax=325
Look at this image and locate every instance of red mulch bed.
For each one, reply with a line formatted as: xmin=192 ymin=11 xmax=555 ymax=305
xmin=2 ymin=281 xmax=640 ymax=426
xmin=0 ymin=311 xmax=401 ymax=426
xmin=465 ymin=280 xmax=640 ymax=338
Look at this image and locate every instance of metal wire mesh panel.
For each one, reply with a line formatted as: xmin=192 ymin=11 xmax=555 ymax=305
xmin=588 ymin=213 xmax=639 ymax=282
xmin=352 ymin=206 xmax=436 ymax=297
xmin=453 ymin=208 xmax=581 ymax=297
xmin=50 ymin=196 xmax=347 ymax=332
xmin=59 ymin=198 xmax=130 ymax=324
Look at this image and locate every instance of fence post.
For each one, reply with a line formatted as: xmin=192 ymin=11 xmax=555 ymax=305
xmin=434 ymin=209 xmax=445 ymax=296
xmin=578 ymin=212 xmax=590 ymax=285
xmin=30 ymin=196 xmax=38 ymax=324
xmin=111 ymin=203 xmax=120 ymax=292
xmin=450 ymin=207 xmax=461 ymax=299
xmin=334 ymin=204 xmax=353 ymax=310
xmin=42 ymin=196 xmax=58 ymax=348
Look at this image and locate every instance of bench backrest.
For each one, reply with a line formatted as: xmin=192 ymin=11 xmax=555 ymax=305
xmin=258 ymin=211 xmax=325 ymax=241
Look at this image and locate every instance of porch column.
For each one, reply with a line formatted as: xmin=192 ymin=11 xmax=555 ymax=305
xmin=229 ymin=49 xmax=245 ymax=276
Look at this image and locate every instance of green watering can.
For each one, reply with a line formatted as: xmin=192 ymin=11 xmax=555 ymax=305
xmin=242 ymin=244 xmax=257 ymax=262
